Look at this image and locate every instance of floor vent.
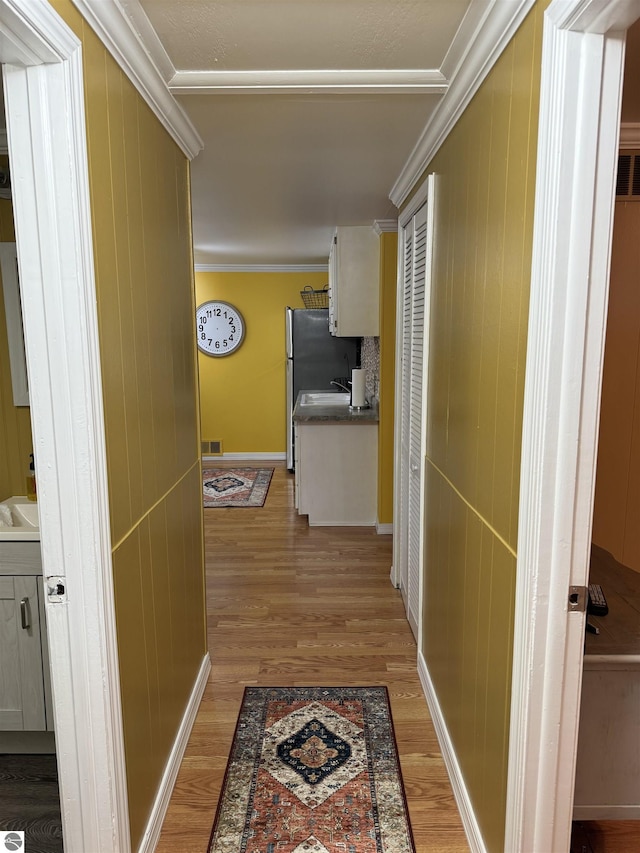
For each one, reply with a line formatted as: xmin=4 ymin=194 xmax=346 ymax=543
xmin=616 ymin=151 xmax=640 ymax=200
xmin=202 ymin=440 xmax=223 ymax=455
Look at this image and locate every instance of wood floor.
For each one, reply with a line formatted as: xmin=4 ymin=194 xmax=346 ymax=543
xmin=0 ymin=754 xmax=63 ymax=853
xmin=156 ymin=462 xmax=470 ymax=852
xmin=155 ymin=462 xmax=640 ymax=852
xmin=571 ymin=820 xmax=640 ymax=853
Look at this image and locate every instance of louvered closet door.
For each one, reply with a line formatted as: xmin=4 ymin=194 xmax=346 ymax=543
xmin=397 ymin=220 xmax=414 ymax=607
xmin=406 ymin=202 xmax=428 ymax=635
xmin=394 ymin=175 xmax=434 ymax=641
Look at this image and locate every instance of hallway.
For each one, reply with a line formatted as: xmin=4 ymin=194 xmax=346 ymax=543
xmin=156 ymin=462 xmax=469 ymax=851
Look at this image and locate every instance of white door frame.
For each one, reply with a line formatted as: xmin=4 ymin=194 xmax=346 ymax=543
xmin=506 ymin=1 xmax=640 ymax=850
xmin=1 ymin=1 xmax=128 ymax=851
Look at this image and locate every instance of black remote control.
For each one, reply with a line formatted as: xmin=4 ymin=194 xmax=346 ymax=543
xmin=588 ymin=583 xmax=608 ymax=616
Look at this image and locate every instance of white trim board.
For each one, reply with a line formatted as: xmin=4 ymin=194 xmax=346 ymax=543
xmin=169 ymin=68 xmax=448 ymax=95
xmin=573 ymin=805 xmax=640 ymax=820
xmin=203 ymin=452 xmax=286 ymax=462
xmin=195 ymin=264 xmax=328 ymax=273
xmin=372 ymin=220 xmax=398 ymax=235
xmin=70 ymin=0 xmax=202 ymax=159
xmin=390 ymin=0 xmax=536 ymax=206
xmin=1 ymin=1 xmax=129 ymax=849
xmin=619 ymin=122 xmax=640 ymax=148
xmin=139 ymin=654 xmax=211 ymax=853
xmin=375 ymin=522 xmax=393 ymax=535
xmin=417 ymin=653 xmax=487 ymax=852
xmin=506 ymin=1 xmax=640 ymax=851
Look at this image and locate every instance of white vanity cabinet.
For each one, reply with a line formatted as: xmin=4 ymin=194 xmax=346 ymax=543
xmin=328 ymin=226 xmax=379 ymax=337
xmin=573 ymin=545 xmax=640 ymax=819
xmin=0 ymin=542 xmax=53 ymax=734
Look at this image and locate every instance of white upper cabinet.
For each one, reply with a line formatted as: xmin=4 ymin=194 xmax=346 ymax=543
xmin=328 ymin=226 xmax=379 ymax=337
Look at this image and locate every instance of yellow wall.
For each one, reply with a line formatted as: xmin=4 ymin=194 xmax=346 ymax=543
xmin=47 ymin=2 xmax=206 ymax=847
xmin=196 ymin=271 xmax=327 ymax=453
xmin=410 ymin=4 xmax=544 ymax=850
xmin=377 ymin=232 xmax=397 ymax=525
xmin=592 ymin=201 xmax=640 ymax=573
xmin=0 ymin=179 xmax=33 ymax=500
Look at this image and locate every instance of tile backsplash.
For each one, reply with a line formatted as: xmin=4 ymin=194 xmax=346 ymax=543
xmin=361 ymin=337 xmax=380 ymax=402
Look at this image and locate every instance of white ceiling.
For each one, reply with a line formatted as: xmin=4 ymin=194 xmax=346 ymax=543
xmin=124 ymin=0 xmax=472 ymax=267
xmin=1 ymin=0 xmax=481 ymax=266
xmin=138 ymin=0 xmax=469 ymax=72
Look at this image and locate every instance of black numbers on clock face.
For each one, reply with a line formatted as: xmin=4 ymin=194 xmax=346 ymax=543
xmin=196 ymin=303 xmax=243 ymax=356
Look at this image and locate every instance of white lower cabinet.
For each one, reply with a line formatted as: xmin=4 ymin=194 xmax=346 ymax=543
xmin=295 ymin=423 xmax=377 ymax=525
xmin=0 ymin=543 xmax=53 ymax=734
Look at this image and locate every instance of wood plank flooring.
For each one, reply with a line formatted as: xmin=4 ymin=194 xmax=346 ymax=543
xmin=0 ymin=754 xmax=62 ymax=853
xmin=571 ymin=820 xmax=640 ymax=853
xmin=155 ymin=462 xmax=640 ymax=852
xmin=156 ymin=462 xmax=470 ymax=852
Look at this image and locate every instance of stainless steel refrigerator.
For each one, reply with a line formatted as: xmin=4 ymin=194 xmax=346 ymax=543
xmin=285 ymin=307 xmax=359 ymax=470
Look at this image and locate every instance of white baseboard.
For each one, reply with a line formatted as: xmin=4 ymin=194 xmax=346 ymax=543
xmin=573 ymin=805 xmax=640 ymax=820
xmin=376 ymin=522 xmax=393 ymax=535
xmin=138 ymin=653 xmax=211 ymax=853
xmin=0 ymin=731 xmax=56 ymax=753
xmin=417 ymin=651 xmax=486 ymax=853
xmin=202 ymin=452 xmax=286 ymax=462
xmin=308 ymin=520 xmax=376 ymax=527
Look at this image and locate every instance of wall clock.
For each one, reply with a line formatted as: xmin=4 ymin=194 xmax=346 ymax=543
xmin=196 ymin=300 xmax=245 ymax=357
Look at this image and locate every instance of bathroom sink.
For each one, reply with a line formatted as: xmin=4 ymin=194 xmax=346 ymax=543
xmin=13 ymin=502 xmax=39 ymax=527
xmin=0 ymin=496 xmax=40 ymax=541
xmin=299 ymin=392 xmax=350 ymax=406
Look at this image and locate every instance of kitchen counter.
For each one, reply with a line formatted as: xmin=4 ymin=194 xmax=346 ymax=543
xmin=293 ymin=391 xmax=378 ymax=526
xmin=293 ymin=390 xmax=379 ymax=425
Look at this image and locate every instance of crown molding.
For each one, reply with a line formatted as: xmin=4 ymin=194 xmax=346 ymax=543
xmin=195 ymin=263 xmax=329 ymax=273
xmin=0 ymin=0 xmax=78 ymax=64
xmin=70 ymin=0 xmax=203 ymax=159
xmin=548 ymin=0 xmax=640 ymax=32
xmin=390 ymin=0 xmax=536 ymax=207
xmin=440 ymin=0 xmax=494 ymax=81
xmin=169 ymin=68 xmax=448 ymax=95
xmin=373 ymin=219 xmax=398 ymax=235
xmin=117 ymin=0 xmax=175 ymax=82
xmin=619 ymin=123 xmax=640 ymax=149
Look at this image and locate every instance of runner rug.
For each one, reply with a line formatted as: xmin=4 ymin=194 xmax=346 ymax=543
xmin=203 ymin=467 xmax=273 ymax=508
xmin=208 ymin=686 xmax=415 ymax=853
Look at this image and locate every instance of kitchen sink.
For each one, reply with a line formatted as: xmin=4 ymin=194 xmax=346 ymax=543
xmin=299 ymin=392 xmax=350 ymax=406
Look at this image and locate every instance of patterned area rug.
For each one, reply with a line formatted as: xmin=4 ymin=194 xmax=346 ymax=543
xmin=208 ymin=687 xmax=415 ymax=852
xmin=203 ymin=467 xmax=273 ymax=508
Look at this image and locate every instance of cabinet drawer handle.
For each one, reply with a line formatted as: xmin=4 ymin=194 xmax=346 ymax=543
xmin=20 ymin=597 xmax=31 ymax=630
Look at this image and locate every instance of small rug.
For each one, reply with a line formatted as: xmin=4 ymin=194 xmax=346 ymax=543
xmin=208 ymin=686 xmax=415 ymax=853
xmin=203 ymin=467 xmax=273 ymax=508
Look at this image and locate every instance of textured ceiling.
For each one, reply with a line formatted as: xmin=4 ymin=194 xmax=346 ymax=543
xmin=140 ymin=0 xmax=470 ymax=72
xmin=131 ymin=0 xmax=473 ymax=266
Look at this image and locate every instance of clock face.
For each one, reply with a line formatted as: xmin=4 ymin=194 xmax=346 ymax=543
xmin=196 ymin=301 xmax=245 ymax=357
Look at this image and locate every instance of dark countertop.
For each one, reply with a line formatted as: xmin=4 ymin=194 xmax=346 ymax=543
xmin=293 ymin=390 xmax=379 ymax=425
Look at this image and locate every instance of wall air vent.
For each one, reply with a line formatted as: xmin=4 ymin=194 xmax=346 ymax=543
xmin=201 ymin=440 xmax=223 ymax=456
xmin=616 ymin=151 xmax=640 ymax=200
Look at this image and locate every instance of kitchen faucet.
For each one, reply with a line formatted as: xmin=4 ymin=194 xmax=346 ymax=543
xmin=330 ymin=379 xmax=351 ymax=393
